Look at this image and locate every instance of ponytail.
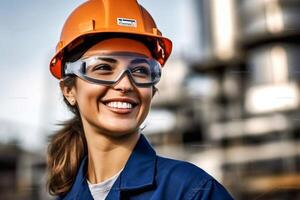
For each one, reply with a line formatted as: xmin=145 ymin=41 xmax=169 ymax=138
xmin=47 ymin=76 xmax=87 ymax=197
xmin=47 ymin=116 xmax=86 ymax=196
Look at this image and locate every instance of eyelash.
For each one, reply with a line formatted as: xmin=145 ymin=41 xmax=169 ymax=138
xmin=132 ymin=66 xmax=150 ymax=75
xmin=92 ymin=64 xmax=112 ymax=71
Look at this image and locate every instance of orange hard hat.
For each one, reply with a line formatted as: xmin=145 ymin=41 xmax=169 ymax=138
xmin=49 ymin=0 xmax=173 ymax=79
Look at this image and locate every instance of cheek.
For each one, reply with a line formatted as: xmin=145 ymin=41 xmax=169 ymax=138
xmin=140 ymin=88 xmax=153 ymax=112
xmin=75 ymin=81 xmax=108 ymax=109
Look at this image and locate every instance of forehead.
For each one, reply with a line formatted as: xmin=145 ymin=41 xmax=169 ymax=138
xmin=82 ymin=52 xmax=151 ymax=65
xmin=83 ymin=38 xmax=152 ymax=58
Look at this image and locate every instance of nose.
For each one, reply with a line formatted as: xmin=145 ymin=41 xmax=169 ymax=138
xmin=113 ymin=72 xmax=134 ymax=93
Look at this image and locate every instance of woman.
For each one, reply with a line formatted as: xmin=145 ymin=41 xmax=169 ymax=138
xmin=47 ymin=0 xmax=234 ymax=199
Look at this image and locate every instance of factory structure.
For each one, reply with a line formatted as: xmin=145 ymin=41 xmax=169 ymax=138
xmin=146 ymin=0 xmax=300 ymax=199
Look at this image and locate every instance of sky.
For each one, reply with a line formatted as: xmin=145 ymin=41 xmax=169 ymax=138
xmin=0 ymin=0 xmax=200 ymax=151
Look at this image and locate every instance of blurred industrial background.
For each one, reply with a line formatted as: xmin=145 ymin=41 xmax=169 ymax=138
xmin=1 ymin=0 xmax=300 ymax=199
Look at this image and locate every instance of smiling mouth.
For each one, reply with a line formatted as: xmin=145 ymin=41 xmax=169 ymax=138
xmin=106 ymin=101 xmax=134 ymax=109
xmin=102 ymin=100 xmax=139 ymax=114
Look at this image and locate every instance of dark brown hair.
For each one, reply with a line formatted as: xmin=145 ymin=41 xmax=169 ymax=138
xmin=47 ymin=76 xmax=87 ymax=196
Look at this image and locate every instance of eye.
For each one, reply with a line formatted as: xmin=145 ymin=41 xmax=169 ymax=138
xmin=131 ymin=66 xmax=150 ymax=76
xmin=92 ymin=64 xmax=112 ymax=71
xmin=86 ymin=63 xmax=114 ymax=76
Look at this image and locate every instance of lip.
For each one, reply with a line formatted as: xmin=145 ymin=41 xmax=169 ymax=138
xmin=101 ymin=97 xmax=139 ymax=114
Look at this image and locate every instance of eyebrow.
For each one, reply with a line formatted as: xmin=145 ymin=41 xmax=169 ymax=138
xmin=96 ymin=57 xmax=118 ymax=63
xmin=130 ymin=58 xmax=150 ymax=65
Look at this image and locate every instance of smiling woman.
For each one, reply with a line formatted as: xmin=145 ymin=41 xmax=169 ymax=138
xmin=47 ymin=0 xmax=234 ymax=200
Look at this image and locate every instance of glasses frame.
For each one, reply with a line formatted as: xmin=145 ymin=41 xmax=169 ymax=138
xmin=63 ymin=52 xmax=162 ymax=88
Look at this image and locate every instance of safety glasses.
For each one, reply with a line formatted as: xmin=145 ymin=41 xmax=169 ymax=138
xmin=63 ymin=52 xmax=162 ymax=87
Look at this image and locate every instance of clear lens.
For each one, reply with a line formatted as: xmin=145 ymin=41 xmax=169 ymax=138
xmin=64 ymin=52 xmax=161 ymax=87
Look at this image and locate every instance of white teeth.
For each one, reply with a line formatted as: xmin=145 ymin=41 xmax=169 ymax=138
xmin=106 ymin=101 xmax=133 ymax=109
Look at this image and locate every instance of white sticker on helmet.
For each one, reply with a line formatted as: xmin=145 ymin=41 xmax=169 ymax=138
xmin=117 ymin=18 xmax=137 ymax=27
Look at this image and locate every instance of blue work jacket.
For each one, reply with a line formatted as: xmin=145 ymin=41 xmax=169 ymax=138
xmin=57 ymin=134 xmax=234 ymax=200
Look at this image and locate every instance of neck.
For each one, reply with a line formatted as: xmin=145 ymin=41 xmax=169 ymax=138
xmin=85 ymin=128 xmax=140 ymax=184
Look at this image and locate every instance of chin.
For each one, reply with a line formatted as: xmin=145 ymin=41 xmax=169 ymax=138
xmin=100 ymin=114 xmax=141 ymax=128
xmin=99 ymin=121 xmax=140 ymax=136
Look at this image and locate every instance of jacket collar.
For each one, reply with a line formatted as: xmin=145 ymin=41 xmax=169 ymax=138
xmin=118 ymin=133 xmax=157 ymax=190
xmin=64 ymin=133 xmax=157 ymax=199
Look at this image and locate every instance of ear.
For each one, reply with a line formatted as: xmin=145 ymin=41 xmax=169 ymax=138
xmin=60 ymin=81 xmax=77 ymax=106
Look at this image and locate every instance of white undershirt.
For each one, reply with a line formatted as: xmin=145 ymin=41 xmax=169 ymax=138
xmin=87 ymin=169 xmax=123 ymax=200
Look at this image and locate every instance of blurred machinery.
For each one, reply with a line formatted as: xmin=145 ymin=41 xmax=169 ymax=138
xmin=147 ymin=0 xmax=300 ymax=199
xmin=0 ymin=141 xmax=48 ymax=200
xmin=0 ymin=122 xmax=50 ymax=200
